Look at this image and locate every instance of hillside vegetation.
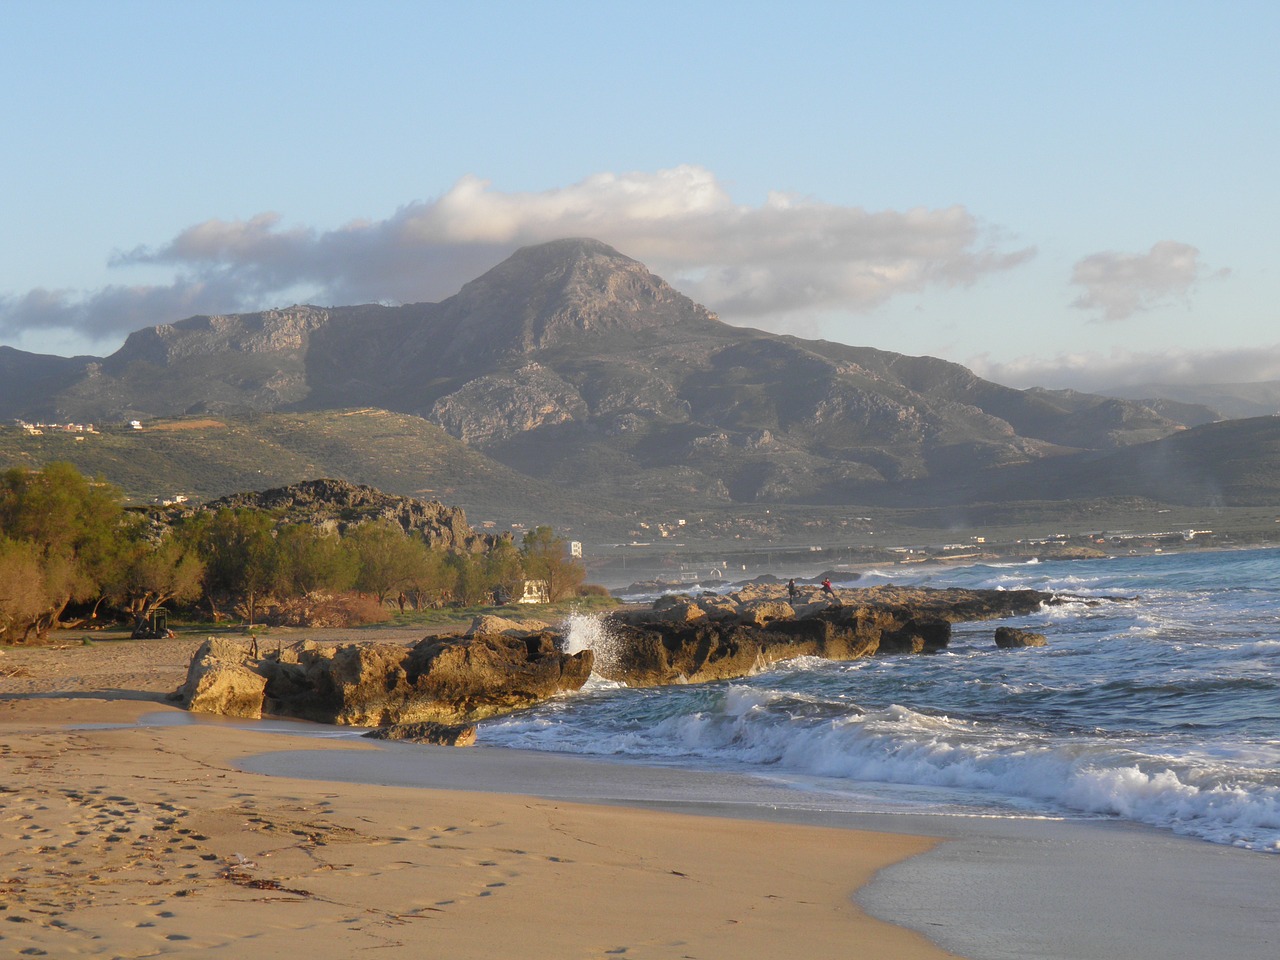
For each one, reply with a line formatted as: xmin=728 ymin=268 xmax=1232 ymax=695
xmin=0 ymin=409 xmax=595 ymax=526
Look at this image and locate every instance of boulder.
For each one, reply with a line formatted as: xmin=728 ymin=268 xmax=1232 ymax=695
xmin=173 ymin=637 xmax=269 ymax=719
xmin=727 ymin=585 xmax=771 ymax=605
xmin=657 ymin=601 xmax=710 ymax=624
xmin=994 ymin=626 xmax=1048 ymax=648
xmin=598 ymin=620 xmax=767 ymax=686
xmin=466 ymin=614 xmax=550 ymax=637
xmin=363 ymin=721 xmax=478 ymax=746
xmin=697 ymin=596 xmax=739 ymax=618
xmin=879 ymin=617 xmax=952 ymax=654
xmin=395 ymin=632 xmax=594 ymax=723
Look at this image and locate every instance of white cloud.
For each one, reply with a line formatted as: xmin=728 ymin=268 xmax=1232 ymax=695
xmin=1 ymin=166 xmax=1033 ymax=344
xmin=969 ymin=343 xmax=1280 ymax=393
xmin=1069 ymin=240 xmax=1225 ymax=321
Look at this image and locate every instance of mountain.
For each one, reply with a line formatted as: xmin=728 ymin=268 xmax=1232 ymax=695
xmin=1103 ymin=381 xmax=1280 ymax=421
xmin=0 ymin=345 xmax=98 ymax=421
xmin=949 ymin=415 xmax=1280 ymax=508
xmin=1 ymin=238 xmax=1263 ymax=514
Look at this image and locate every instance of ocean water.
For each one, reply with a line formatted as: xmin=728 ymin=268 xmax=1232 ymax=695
xmin=482 ymin=547 xmax=1280 ymax=852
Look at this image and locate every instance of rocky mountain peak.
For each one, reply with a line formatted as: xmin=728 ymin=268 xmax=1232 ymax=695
xmin=436 ymin=238 xmax=719 ymax=360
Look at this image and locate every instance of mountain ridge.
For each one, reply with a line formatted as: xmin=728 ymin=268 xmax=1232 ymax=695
xmin=2 ymin=238 xmax=1269 ymax=516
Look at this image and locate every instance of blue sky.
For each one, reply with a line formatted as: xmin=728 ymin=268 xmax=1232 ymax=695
xmin=2 ymin=0 xmax=1277 ymax=391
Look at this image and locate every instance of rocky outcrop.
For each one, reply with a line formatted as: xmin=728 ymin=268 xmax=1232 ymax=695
xmin=363 ymin=721 xmax=478 ymax=746
xmin=172 ymin=632 xmax=593 ymax=726
xmin=204 ymin=478 xmax=491 ymax=551
xmin=602 ymin=611 xmax=880 ymax=686
xmin=171 ymin=637 xmax=270 ymax=719
xmin=600 ymin=586 xmax=1051 ymax=685
xmin=465 ymin=614 xmax=551 ymax=637
xmin=174 ymin=586 xmax=1060 ymax=729
xmin=431 ymin=364 xmax=588 ymax=446
xmin=994 ymin=626 xmax=1048 ymax=648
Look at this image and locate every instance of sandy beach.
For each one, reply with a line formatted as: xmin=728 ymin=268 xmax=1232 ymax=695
xmin=1 ymin=634 xmax=959 ymax=959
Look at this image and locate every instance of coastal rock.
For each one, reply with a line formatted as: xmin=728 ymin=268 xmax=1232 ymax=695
xmin=173 ymin=586 xmax=1057 ymax=726
xmin=363 ymin=721 xmax=478 ymax=746
xmin=878 ymin=617 xmax=952 ymax=654
xmin=597 ymin=613 xmax=883 ymax=686
xmin=656 ymin=601 xmax=710 ymax=624
xmin=466 ymin=614 xmax=551 ymax=637
xmin=598 ymin=620 xmax=766 ymax=686
xmin=598 ymin=585 xmax=1053 ymax=685
xmin=738 ymin=600 xmax=795 ymax=627
xmin=174 ymin=637 xmax=269 ymax=719
xmin=175 ymin=632 xmax=593 ymax=726
xmin=994 ymin=626 xmax=1048 ymax=648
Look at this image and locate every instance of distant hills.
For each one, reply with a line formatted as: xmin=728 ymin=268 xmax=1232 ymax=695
xmin=1103 ymin=380 xmax=1280 ymax=421
xmin=2 ymin=238 xmax=1278 ymax=530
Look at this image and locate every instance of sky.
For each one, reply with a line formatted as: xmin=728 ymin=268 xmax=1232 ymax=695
xmin=2 ymin=0 xmax=1277 ymax=392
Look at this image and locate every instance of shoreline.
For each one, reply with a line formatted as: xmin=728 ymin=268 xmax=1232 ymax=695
xmin=9 ymin=697 xmax=1277 ymax=960
xmin=229 ymin=730 xmax=1280 ymax=960
xmin=6 ymin=612 xmax=1280 ymax=960
xmin=1 ymin=696 xmax=958 ymax=959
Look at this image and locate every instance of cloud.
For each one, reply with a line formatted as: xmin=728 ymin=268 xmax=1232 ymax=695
xmin=1 ymin=166 xmax=1033 ymax=344
xmin=1069 ymin=240 xmax=1226 ymax=321
xmin=0 ymin=280 xmax=245 ymax=342
xmin=968 ymin=343 xmax=1280 ymax=393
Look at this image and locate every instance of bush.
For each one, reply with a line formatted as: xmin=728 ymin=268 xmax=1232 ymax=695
xmin=262 ymin=591 xmax=391 ymax=628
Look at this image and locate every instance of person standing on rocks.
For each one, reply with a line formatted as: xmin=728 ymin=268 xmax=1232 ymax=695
xmin=787 ymin=579 xmax=798 ymax=602
xmin=821 ymin=578 xmax=841 ymax=607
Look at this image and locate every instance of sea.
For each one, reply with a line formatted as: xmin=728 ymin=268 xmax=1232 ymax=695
xmin=481 ymin=546 xmax=1280 ymax=854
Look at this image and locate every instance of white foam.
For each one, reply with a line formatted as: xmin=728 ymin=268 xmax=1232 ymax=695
xmin=484 ymin=684 xmax=1280 ymax=851
xmin=559 ymin=610 xmax=625 ymax=679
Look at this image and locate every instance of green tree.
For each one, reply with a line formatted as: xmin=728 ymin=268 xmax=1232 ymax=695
xmin=401 ymin=543 xmax=453 ymax=609
xmin=275 ymin=524 xmax=358 ymax=597
xmin=346 ymin=520 xmax=430 ymax=604
xmin=108 ymin=521 xmax=206 ymax=637
xmin=0 ymin=463 xmax=124 ymax=641
xmin=198 ymin=509 xmax=280 ymax=626
xmin=0 ymin=537 xmax=48 ymax=642
xmin=520 ymin=526 xmax=585 ymax=602
xmin=445 ymin=551 xmax=492 ymax=606
xmin=484 ymin=538 xmax=525 ymax=604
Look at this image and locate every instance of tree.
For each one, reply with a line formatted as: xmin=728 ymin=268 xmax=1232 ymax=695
xmin=109 ymin=522 xmax=205 ymax=637
xmin=197 ymin=509 xmax=280 ymax=626
xmin=345 ymin=520 xmax=430 ymax=604
xmin=401 ymin=543 xmax=453 ymax=609
xmin=275 ymin=524 xmax=358 ymax=597
xmin=0 ymin=538 xmax=48 ymax=643
xmin=446 ymin=551 xmax=494 ymax=606
xmin=520 ymin=526 xmax=585 ymax=602
xmin=483 ymin=538 xmax=525 ymax=604
xmin=0 ymin=463 xmax=125 ymax=641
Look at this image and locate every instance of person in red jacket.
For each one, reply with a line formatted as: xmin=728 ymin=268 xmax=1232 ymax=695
xmin=821 ymin=577 xmax=841 ymax=607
